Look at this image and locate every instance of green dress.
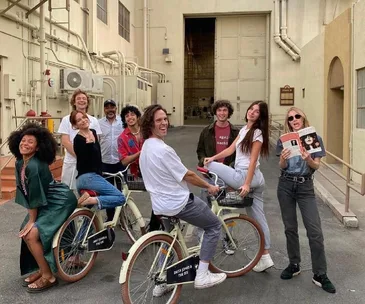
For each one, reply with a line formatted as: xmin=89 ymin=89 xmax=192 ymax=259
xmin=15 ymin=157 xmax=77 ymax=275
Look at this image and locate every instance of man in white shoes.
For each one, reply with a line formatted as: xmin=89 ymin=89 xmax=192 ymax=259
xmin=139 ymin=104 xmax=227 ymax=296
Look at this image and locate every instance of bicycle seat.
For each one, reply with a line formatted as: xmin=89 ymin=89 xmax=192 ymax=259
xmin=79 ymin=189 xmax=98 ymax=197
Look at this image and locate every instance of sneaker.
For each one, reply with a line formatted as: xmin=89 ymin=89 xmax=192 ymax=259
xmin=252 ymin=254 xmax=274 ymax=272
xmin=194 ymin=271 xmax=227 ymax=289
xmin=280 ymin=263 xmax=301 ymax=280
xmin=312 ymin=274 xmax=336 ymax=293
xmin=153 ymin=283 xmax=174 ymax=297
xmin=222 ymin=240 xmax=235 ymax=255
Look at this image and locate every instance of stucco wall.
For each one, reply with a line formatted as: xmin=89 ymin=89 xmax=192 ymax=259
xmin=353 ymin=0 xmax=365 ymax=180
xmin=324 ymin=9 xmax=351 ymax=164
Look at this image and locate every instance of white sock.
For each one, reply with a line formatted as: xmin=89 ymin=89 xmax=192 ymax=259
xmin=196 ymin=261 xmax=209 ymax=276
xmin=261 ymin=253 xmax=270 ymax=259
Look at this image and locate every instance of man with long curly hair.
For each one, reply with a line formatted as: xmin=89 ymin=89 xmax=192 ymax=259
xmin=8 ymin=123 xmax=76 ymax=292
xmin=139 ymin=105 xmax=227 ymax=296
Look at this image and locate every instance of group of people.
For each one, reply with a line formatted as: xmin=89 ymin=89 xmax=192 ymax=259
xmin=8 ymin=88 xmax=336 ymax=296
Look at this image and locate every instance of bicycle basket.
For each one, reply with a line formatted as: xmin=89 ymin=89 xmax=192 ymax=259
xmin=217 ymin=191 xmax=254 ymax=208
xmin=126 ymin=174 xmax=146 ymax=191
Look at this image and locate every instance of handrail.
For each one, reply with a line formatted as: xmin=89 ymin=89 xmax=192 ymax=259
xmin=269 ymin=116 xmax=365 ymax=213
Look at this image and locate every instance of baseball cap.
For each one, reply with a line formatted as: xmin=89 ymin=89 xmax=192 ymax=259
xmin=104 ymin=99 xmax=116 ymax=107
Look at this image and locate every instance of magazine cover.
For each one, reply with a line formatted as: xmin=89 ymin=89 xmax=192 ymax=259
xmin=279 ymin=132 xmax=302 ymax=158
xmin=298 ymin=126 xmax=322 ymax=154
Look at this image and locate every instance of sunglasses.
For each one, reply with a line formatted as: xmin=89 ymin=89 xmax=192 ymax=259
xmin=288 ymin=114 xmax=302 ymax=122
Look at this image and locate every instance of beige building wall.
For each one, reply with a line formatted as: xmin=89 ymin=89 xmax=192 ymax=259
xmin=0 ymin=0 xmax=134 ymax=152
xmin=133 ymin=0 xmax=351 ymax=126
xmin=323 ymin=9 xmax=351 ymax=165
xmin=353 ymin=0 xmax=365 ymax=180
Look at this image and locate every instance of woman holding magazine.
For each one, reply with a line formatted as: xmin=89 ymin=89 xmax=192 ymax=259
xmin=276 ymin=107 xmax=336 ymax=294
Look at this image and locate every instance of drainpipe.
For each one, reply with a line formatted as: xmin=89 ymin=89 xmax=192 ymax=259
xmin=39 ymin=3 xmax=47 ymax=112
xmin=273 ymin=0 xmax=299 ymax=61
xmin=118 ymin=51 xmax=126 ymax=108
xmin=143 ymin=0 xmax=148 ymax=67
xmin=281 ymin=0 xmax=301 ymax=55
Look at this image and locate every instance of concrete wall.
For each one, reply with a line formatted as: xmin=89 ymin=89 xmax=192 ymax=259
xmin=0 ymin=0 xmax=134 ymax=152
xmin=324 ymin=9 xmax=351 ymax=165
xmin=133 ymin=0 xmax=351 ymax=126
xmin=353 ymin=0 xmax=365 ymax=181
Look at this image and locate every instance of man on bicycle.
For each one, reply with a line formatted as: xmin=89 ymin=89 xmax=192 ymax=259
xmin=139 ymin=104 xmax=227 ymax=296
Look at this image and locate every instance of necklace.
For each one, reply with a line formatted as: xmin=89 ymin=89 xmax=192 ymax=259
xmin=131 ymin=128 xmax=140 ymax=136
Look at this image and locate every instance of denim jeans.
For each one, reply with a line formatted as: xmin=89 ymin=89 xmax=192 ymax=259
xmin=102 ymin=162 xmax=125 ymax=220
xmin=76 ymin=172 xmax=125 ymax=209
xmin=163 ymin=194 xmax=221 ymax=261
xmin=277 ymin=176 xmax=327 ymax=275
xmin=206 ymin=162 xmax=271 ymax=250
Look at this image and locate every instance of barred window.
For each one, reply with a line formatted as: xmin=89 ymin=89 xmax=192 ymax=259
xmin=357 ymin=68 xmax=365 ymax=129
xmin=97 ymin=0 xmax=107 ymax=24
xmin=118 ymin=2 xmax=130 ymax=42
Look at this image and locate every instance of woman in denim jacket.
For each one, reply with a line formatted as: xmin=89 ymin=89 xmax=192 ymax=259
xmin=276 ymin=107 xmax=336 ymax=293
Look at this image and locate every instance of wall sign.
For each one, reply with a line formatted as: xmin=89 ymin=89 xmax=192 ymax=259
xmin=280 ymin=85 xmax=295 ymax=106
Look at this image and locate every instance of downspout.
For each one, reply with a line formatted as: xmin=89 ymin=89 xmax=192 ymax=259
xmin=281 ymin=0 xmax=301 ymax=55
xmin=273 ymin=0 xmax=299 ymax=61
xmin=143 ymin=0 xmax=148 ymax=67
xmin=118 ymin=51 xmax=126 ymax=108
xmin=39 ymin=3 xmax=47 ymax=112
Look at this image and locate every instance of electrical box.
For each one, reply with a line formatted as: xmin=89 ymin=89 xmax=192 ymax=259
xmin=157 ymin=82 xmax=173 ymax=114
xmin=4 ymin=74 xmax=17 ymax=99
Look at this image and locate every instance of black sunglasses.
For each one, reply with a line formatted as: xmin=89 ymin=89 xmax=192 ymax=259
xmin=288 ymin=114 xmax=302 ymax=122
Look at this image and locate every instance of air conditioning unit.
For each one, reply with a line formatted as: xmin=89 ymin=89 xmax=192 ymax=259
xmin=91 ymin=74 xmax=104 ymax=93
xmin=60 ymin=69 xmax=92 ymax=91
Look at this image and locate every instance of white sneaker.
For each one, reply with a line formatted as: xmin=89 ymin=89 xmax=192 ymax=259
xmin=252 ymin=254 xmax=274 ymax=272
xmin=194 ymin=270 xmax=227 ymax=289
xmin=222 ymin=240 xmax=235 ymax=255
xmin=152 ymin=283 xmax=173 ymax=297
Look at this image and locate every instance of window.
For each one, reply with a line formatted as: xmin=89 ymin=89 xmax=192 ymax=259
xmin=118 ymin=2 xmax=130 ymax=42
xmin=357 ymin=68 xmax=365 ymax=129
xmin=97 ymin=0 xmax=107 ymax=24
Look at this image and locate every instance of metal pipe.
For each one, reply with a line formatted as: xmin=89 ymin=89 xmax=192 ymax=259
xmin=143 ymin=0 xmax=149 ymax=68
xmin=273 ymin=0 xmax=299 ymax=61
xmin=39 ymin=3 xmax=47 ymax=112
xmin=281 ymin=0 xmax=301 ymax=54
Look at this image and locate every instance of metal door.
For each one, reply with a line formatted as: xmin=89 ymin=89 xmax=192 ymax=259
xmin=215 ymin=15 xmax=267 ymax=125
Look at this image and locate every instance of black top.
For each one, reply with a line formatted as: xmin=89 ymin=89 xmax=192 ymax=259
xmin=74 ymin=129 xmax=102 ymax=178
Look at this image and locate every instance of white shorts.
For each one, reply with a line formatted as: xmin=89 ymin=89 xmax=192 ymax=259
xmin=61 ymin=162 xmax=78 ymax=190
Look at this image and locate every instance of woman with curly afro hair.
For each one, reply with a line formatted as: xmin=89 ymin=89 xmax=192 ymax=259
xmin=8 ymin=122 xmax=77 ymax=293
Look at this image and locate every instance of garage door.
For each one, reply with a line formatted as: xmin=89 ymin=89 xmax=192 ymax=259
xmin=215 ymin=15 xmax=268 ymax=125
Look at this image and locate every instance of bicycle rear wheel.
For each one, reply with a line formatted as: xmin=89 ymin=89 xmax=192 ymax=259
xmin=120 ymin=199 xmax=146 ymax=243
xmin=54 ymin=209 xmax=100 ymax=282
xmin=121 ymin=234 xmax=183 ymax=304
xmin=209 ymin=214 xmax=264 ymax=277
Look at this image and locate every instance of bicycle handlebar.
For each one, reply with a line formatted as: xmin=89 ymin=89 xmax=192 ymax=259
xmin=196 ymin=166 xmax=221 ymax=189
xmin=102 ymin=164 xmax=130 ymax=178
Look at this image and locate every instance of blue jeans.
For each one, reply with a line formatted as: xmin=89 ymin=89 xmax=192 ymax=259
xmin=76 ymin=172 xmax=125 ymax=209
xmin=206 ymin=161 xmax=271 ymax=250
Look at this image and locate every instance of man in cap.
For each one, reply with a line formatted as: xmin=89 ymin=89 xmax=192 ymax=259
xmin=99 ymin=99 xmax=124 ymax=221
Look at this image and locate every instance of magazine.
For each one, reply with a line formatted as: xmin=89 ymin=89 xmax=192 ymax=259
xmin=280 ymin=126 xmax=322 ymax=158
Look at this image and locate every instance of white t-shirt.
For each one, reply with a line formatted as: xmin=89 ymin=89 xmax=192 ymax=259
xmin=139 ymin=138 xmax=190 ymax=216
xmin=234 ymin=125 xmax=263 ymax=170
xmin=57 ymin=114 xmax=102 ymax=163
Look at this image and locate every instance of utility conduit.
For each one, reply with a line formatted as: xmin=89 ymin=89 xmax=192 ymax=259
xmin=273 ymin=0 xmax=300 ymax=61
xmin=281 ymin=0 xmax=301 ymax=55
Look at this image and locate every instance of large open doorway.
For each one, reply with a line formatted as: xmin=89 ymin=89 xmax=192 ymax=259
xmin=184 ymin=18 xmax=215 ymax=125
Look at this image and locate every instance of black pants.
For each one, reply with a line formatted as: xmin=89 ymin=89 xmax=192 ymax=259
xmin=102 ymin=162 xmax=125 ymax=221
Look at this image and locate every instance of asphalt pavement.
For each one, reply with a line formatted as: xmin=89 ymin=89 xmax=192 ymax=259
xmin=0 ymin=126 xmax=364 ymax=304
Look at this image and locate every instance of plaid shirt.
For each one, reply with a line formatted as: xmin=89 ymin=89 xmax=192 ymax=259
xmin=117 ymin=128 xmax=144 ymax=176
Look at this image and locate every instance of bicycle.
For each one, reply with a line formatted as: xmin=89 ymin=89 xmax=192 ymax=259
xmin=119 ymin=167 xmax=265 ymax=304
xmin=52 ymin=165 xmax=147 ymax=283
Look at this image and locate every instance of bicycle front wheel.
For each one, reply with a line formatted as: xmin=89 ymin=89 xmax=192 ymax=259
xmin=210 ymin=214 xmax=264 ymax=277
xmin=120 ymin=199 xmax=146 ymax=243
xmin=121 ymin=234 xmax=183 ymax=304
xmin=54 ymin=209 xmax=100 ymax=282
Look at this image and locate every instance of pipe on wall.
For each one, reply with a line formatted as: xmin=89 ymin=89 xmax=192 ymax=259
xmin=273 ymin=0 xmax=300 ymax=61
xmin=39 ymin=3 xmax=46 ymax=112
xmin=281 ymin=0 xmax=301 ymax=55
xmin=143 ymin=0 xmax=148 ymax=67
